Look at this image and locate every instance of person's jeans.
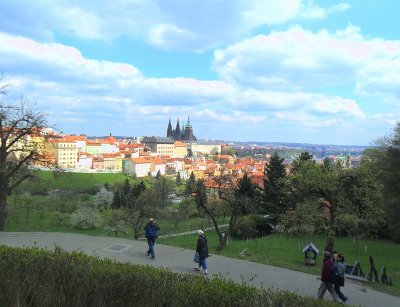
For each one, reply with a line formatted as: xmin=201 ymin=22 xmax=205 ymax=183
xmin=334 ymin=282 xmax=347 ymax=301
xmin=147 ymin=237 xmax=155 ymax=257
xmin=199 ymin=256 xmax=207 ymax=271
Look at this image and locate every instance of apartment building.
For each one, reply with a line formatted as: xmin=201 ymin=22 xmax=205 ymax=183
xmin=48 ymin=139 xmax=78 ymax=168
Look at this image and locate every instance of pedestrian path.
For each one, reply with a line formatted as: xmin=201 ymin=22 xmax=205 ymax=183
xmin=0 ymin=232 xmax=398 ymax=307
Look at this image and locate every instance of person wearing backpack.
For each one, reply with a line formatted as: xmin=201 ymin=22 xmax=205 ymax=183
xmin=317 ymin=251 xmax=341 ymax=303
xmin=144 ymin=218 xmax=160 ymax=260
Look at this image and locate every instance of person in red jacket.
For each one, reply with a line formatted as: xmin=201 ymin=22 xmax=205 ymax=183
xmin=317 ymin=251 xmax=341 ymax=303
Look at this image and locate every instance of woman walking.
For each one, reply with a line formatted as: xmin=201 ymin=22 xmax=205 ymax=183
xmin=196 ymin=230 xmax=209 ymax=275
xmin=334 ymin=253 xmax=347 ymax=303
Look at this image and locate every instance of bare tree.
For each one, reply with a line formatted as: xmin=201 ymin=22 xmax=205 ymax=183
xmin=0 ymin=82 xmax=57 ymax=230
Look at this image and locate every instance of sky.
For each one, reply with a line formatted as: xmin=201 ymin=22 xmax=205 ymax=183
xmin=0 ymin=0 xmax=399 ymax=145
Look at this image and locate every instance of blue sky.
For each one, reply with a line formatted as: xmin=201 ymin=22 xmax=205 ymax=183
xmin=0 ymin=0 xmax=399 ymax=145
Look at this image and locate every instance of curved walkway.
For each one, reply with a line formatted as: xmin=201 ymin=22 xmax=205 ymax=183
xmin=0 ymin=232 xmax=398 ymax=307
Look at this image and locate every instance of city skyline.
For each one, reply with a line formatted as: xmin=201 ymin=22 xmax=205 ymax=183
xmin=1 ymin=0 xmax=399 ymax=146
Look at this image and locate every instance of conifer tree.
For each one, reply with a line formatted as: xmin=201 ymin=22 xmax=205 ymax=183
xmin=263 ymin=152 xmax=287 ymax=215
xmin=186 ymin=171 xmax=196 ymax=195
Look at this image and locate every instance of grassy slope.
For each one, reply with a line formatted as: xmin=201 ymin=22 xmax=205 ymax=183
xmin=158 ymin=231 xmax=400 ymax=296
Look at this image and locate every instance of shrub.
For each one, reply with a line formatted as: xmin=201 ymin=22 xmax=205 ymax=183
xmin=52 ymin=211 xmax=70 ymax=227
xmin=70 ymin=207 xmax=102 ymax=230
xmin=0 ymin=246 xmax=337 ymax=307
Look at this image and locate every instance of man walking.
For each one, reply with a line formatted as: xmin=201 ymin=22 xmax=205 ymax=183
xmin=144 ymin=218 xmax=160 ymax=260
xmin=317 ymin=251 xmax=341 ymax=303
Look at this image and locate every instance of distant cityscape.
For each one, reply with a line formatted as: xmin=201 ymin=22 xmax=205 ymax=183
xmin=26 ymin=118 xmax=368 ymax=181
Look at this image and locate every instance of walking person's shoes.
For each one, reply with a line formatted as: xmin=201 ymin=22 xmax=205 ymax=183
xmin=146 ymin=251 xmax=150 ymax=256
xmin=342 ymin=297 xmax=347 ymax=303
xmin=194 ymin=267 xmax=201 ymax=271
xmin=151 ymin=256 xmax=155 ymax=260
xmin=203 ymin=270 xmax=208 ymax=275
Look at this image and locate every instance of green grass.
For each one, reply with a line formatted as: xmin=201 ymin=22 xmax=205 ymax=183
xmin=22 ymin=170 xmax=154 ymax=193
xmin=158 ymin=230 xmax=400 ymax=296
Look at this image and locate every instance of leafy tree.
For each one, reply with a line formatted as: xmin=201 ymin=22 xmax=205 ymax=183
xmin=153 ymin=176 xmax=175 ymax=208
xmin=167 ymin=197 xmax=197 ymax=229
xmin=94 ymin=187 xmax=114 ymax=210
xmin=290 ymin=160 xmax=341 ymax=230
xmin=263 ymin=152 xmax=288 ymax=215
xmin=0 ymin=84 xmax=58 ymax=230
xmin=70 ymin=207 xmax=102 ymax=230
xmin=362 ymin=122 xmax=400 ymax=242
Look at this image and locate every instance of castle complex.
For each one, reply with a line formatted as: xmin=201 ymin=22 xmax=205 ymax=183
xmin=167 ymin=117 xmax=197 ymax=142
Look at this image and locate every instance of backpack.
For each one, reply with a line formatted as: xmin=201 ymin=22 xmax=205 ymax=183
xmin=146 ymin=224 xmax=157 ymax=238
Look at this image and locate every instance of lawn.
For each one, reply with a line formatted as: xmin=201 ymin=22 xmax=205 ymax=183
xmin=22 ymin=170 xmax=151 ymax=193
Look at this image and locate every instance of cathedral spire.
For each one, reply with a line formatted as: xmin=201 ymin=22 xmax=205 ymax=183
xmin=167 ymin=118 xmax=173 ymax=137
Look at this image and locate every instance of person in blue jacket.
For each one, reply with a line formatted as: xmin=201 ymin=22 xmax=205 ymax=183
xmin=144 ymin=218 xmax=160 ymax=259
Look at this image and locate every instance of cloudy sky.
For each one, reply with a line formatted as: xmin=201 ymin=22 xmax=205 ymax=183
xmin=1 ymin=0 xmax=399 ymax=145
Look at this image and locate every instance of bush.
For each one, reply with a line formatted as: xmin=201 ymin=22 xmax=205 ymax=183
xmin=52 ymin=211 xmax=71 ymax=227
xmin=0 ymin=246 xmax=337 ymax=307
xmin=70 ymin=207 xmax=102 ymax=230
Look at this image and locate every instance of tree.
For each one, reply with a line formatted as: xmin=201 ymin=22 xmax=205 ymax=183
xmin=233 ymin=173 xmax=260 ymax=215
xmin=112 ymin=191 xmax=121 ymax=209
xmin=175 ymin=172 xmax=182 ymax=186
xmin=153 ymin=176 xmax=176 ymax=208
xmin=291 ymin=151 xmax=314 ymax=173
xmin=185 ymin=171 xmax=196 ymax=195
xmin=263 ymin=152 xmax=288 ymax=215
xmin=0 ymin=84 xmax=57 ymax=230
xmin=362 ymin=122 xmax=400 ymax=242
xmin=94 ymin=187 xmax=114 ymax=210
xmin=192 ymin=179 xmax=226 ymax=249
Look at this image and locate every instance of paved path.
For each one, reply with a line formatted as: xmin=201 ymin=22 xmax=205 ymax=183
xmin=1 ymin=232 xmax=399 ymax=307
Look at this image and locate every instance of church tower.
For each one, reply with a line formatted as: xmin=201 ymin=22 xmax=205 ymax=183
xmin=184 ymin=116 xmax=196 ymax=141
xmin=175 ymin=118 xmax=181 ymax=140
xmin=167 ymin=118 xmax=173 ymax=137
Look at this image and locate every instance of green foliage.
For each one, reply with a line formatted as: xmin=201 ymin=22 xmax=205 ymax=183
xmin=231 ymin=215 xmax=258 ymax=239
xmin=186 ymin=172 xmax=196 ymax=195
xmin=0 ymin=245 xmax=336 ymax=307
xmin=263 ymin=152 xmax=288 ymax=214
xmin=362 ymin=122 xmax=400 ymax=243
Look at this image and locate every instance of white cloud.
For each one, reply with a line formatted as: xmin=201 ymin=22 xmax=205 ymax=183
xmin=0 ymin=0 xmax=352 ymax=52
xmin=0 ymin=28 xmax=390 ymax=145
xmin=213 ymin=25 xmax=400 ymax=104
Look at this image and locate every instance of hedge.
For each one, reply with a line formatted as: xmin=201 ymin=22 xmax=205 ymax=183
xmin=0 ymin=245 xmax=339 ymax=307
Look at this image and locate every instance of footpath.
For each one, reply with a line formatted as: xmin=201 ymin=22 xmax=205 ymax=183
xmin=0 ymin=232 xmax=399 ymax=307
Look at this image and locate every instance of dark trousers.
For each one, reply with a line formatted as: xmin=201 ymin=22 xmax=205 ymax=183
xmin=147 ymin=237 xmax=155 ymax=257
xmin=334 ymin=282 xmax=347 ymax=301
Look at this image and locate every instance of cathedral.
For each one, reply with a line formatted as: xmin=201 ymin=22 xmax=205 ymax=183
xmin=167 ymin=117 xmax=197 ymax=142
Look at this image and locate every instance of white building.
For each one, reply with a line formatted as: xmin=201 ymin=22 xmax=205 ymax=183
xmin=124 ymin=158 xmax=151 ymax=177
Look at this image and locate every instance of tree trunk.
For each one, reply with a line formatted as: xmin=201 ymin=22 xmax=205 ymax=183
xmin=0 ymin=191 xmax=8 ymax=231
